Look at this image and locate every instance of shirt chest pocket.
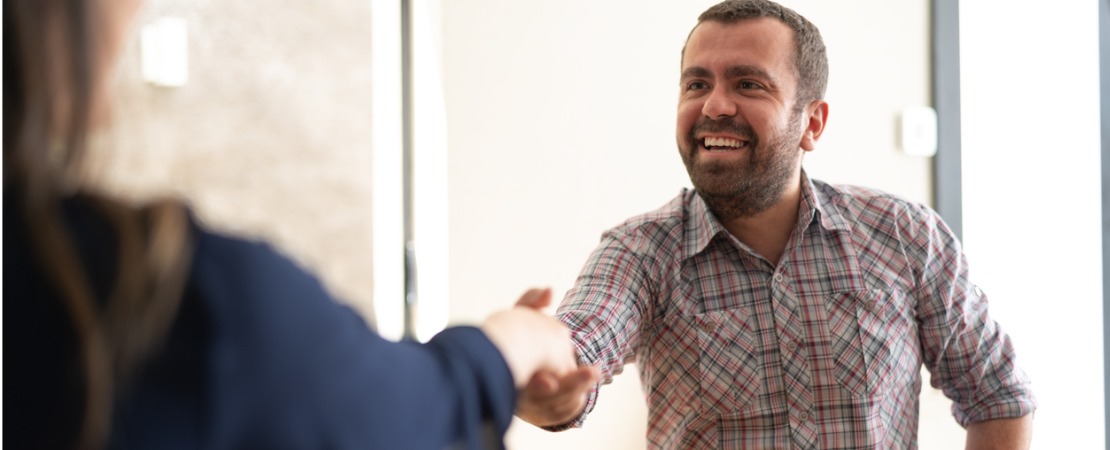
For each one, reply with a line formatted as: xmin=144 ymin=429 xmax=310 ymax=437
xmin=663 ymin=307 xmax=762 ymax=413
xmin=824 ymin=289 xmax=918 ymax=398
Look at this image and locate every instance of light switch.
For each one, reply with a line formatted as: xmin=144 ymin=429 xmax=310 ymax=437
xmin=900 ymin=106 xmax=937 ymax=157
xmin=140 ymin=17 xmax=189 ymax=87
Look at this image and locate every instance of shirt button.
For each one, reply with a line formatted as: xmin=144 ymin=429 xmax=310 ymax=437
xmin=784 ymin=340 xmax=797 ymax=352
xmin=796 ymin=410 xmax=809 ymax=422
xmin=774 ymin=274 xmax=784 ymax=283
xmin=862 ymin=297 xmax=879 ymax=312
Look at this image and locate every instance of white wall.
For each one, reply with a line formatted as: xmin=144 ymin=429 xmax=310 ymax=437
xmin=960 ymin=0 xmax=1105 ymax=448
xmin=436 ymin=1 xmax=942 ymax=448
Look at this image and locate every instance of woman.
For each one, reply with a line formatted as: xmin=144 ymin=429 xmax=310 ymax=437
xmin=3 ymin=1 xmax=591 ymax=448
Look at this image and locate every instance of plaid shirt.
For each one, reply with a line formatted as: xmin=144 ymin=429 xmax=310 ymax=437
xmin=554 ymin=174 xmax=1036 ymax=449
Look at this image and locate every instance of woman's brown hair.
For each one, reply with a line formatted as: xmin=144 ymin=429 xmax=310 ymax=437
xmin=4 ymin=1 xmax=194 ymax=448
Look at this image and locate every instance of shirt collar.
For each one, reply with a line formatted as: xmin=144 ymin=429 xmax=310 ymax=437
xmin=684 ymin=190 xmax=728 ymax=261
xmin=684 ymin=170 xmax=852 ymax=262
xmin=800 ymin=170 xmax=852 ymax=234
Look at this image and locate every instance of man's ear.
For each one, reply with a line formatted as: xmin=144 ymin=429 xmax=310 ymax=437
xmin=799 ymin=100 xmax=829 ymax=152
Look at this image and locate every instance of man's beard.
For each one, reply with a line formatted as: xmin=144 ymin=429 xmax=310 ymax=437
xmin=680 ymin=114 xmax=802 ymax=220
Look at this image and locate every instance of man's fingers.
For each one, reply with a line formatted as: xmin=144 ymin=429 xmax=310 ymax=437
xmin=515 ymin=287 xmax=553 ymax=309
xmin=516 ymin=367 xmax=599 ymax=427
xmin=523 ymin=367 xmax=597 ymax=400
xmin=565 ymin=366 xmax=600 ymax=391
xmin=547 ymin=367 xmax=597 ymax=419
xmin=514 ymin=289 xmax=542 ymax=307
xmin=525 ymin=372 xmax=559 ymax=396
xmin=539 ymin=367 xmax=598 ymax=399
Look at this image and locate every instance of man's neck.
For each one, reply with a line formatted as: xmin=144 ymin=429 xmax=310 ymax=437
xmin=719 ymin=180 xmax=803 ymax=267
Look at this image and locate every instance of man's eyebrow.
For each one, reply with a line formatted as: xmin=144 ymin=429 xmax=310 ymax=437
xmin=680 ymin=66 xmax=712 ymax=80
xmin=724 ymin=65 xmax=773 ymax=81
xmin=680 ymin=65 xmax=777 ymax=82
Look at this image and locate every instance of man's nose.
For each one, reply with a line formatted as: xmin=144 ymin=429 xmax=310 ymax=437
xmin=701 ymin=87 xmax=737 ymax=119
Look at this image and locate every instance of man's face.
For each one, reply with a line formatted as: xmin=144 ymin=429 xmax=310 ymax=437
xmin=677 ymin=18 xmax=809 ymax=219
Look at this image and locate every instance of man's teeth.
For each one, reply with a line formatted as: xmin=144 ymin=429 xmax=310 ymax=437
xmin=704 ymin=137 xmax=743 ymax=149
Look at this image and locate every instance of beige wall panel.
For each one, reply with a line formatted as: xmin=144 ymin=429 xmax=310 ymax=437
xmin=90 ymin=0 xmax=377 ymax=320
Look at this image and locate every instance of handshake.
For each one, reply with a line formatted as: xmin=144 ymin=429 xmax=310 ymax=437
xmin=480 ymin=288 xmax=602 ymax=428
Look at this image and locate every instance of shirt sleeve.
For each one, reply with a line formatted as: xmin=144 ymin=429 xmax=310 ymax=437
xmin=549 ymin=231 xmax=653 ymax=430
xmin=907 ymin=204 xmax=1037 ymax=426
xmin=192 ymin=232 xmax=516 ymax=449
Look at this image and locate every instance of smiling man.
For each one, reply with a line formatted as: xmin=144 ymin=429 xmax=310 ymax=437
xmin=515 ymin=1 xmax=1037 ymax=449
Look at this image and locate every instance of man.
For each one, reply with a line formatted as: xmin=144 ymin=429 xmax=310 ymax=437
xmin=515 ymin=0 xmax=1037 ymax=448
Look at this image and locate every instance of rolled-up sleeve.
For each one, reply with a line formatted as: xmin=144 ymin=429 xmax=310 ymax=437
xmin=908 ymin=205 xmax=1037 ymax=426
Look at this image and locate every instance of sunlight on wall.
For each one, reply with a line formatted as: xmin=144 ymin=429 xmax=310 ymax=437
xmin=372 ymin=0 xmax=449 ymax=342
xmin=411 ymin=0 xmax=450 ymax=342
xmin=371 ymin=0 xmax=405 ymax=340
xmin=960 ymin=0 xmax=1104 ymax=447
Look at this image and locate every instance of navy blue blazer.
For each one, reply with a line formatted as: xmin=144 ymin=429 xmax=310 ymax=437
xmin=4 ymin=194 xmax=515 ymax=449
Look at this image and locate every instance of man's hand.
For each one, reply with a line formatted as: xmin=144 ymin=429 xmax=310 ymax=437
xmin=481 ymin=288 xmax=580 ymax=389
xmin=516 ymin=366 xmax=599 ymax=427
xmin=512 ymin=287 xmax=601 ymax=428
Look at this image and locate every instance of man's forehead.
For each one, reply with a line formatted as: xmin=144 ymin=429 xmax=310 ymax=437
xmin=681 ymin=18 xmax=796 ymax=70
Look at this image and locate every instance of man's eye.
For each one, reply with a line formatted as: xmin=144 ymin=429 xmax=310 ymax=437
xmin=686 ymin=81 xmax=709 ymax=91
xmin=738 ymin=81 xmax=761 ymax=90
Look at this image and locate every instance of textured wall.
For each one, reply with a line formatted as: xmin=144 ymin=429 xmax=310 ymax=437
xmin=90 ymin=0 xmax=377 ymax=321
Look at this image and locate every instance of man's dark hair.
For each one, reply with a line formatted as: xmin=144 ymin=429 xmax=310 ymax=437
xmin=688 ymin=0 xmax=828 ymax=108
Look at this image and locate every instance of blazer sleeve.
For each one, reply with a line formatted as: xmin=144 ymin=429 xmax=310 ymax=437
xmin=191 ymin=231 xmax=515 ymax=450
